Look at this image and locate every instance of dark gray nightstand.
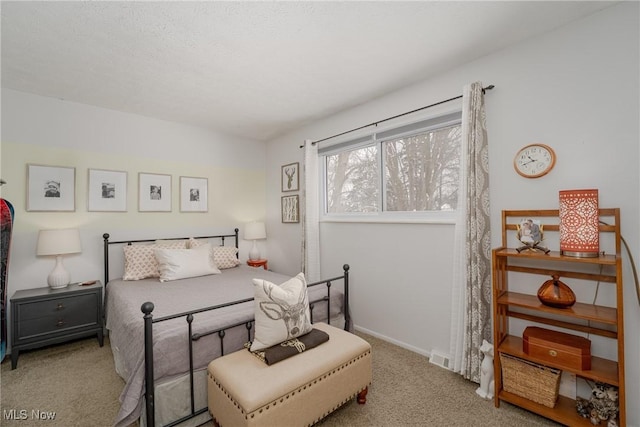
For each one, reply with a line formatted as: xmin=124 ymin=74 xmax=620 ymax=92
xmin=10 ymin=281 xmax=104 ymax=369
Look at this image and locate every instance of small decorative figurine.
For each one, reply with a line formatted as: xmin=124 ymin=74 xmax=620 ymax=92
xmin=516 ymin=218 xmax=550 ymax=253
xmin=576 ymin=396 xmax=591 ymax=418
xmin=576 ymin=382 xmax=619 ymax=426
xmin=476 ymin=339 xmax=494 ymax=399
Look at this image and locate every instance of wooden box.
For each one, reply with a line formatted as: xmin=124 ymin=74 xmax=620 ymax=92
xmin=522 ymin=326 xmax=591 ymax=370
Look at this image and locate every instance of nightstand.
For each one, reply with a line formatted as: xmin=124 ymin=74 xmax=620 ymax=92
xmin=10 ymin=281 xmax=104 ymax=369
xmin=247 ymin=259 xmax=268 ymax=270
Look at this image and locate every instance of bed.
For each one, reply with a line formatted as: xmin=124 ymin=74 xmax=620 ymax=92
xmin=102 ymin=230 xmax=350 ymax=427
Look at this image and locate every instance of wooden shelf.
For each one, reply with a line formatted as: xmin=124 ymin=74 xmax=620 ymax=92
xmin=497 ymin=292 xmax=617 ymax=325
xmin=494 ymin=248 xmax=618 ymax=265
xmin=502 ymin=264 xmax=617 ymax=283
xmin=499 ymin=335 xmax=619 ymax=385
xmin=492 ymin=208 xmax=625 ymax=426
xmin=504 ymin=310 xmax=618 ymax=339
xmin=499 ymin=391 xmax=595 ymax=426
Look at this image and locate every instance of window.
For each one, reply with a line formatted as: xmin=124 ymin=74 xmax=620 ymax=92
xmin=326 ymin=144 xmax=379 ymax=213
xmin=321 ymin=111 xmax=462 ymax=219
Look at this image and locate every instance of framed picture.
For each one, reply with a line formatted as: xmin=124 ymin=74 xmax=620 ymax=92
xmin=180 ymin=176 xmax=208 ymax=212
xmin=26 ymin=164 xmax=76 ymax=212
xmin=515 ymin=218 xmax=550 ymax=253
xmin=281 ymin=195 xmax=299 ymax=223
xmin=517 ymin=218 xmax=544 ymax=245
xmin=88 ymin=169 xmax=127 ymax=212
xmin=281 ymin=162 xmax=299 ymax=192
xmin=138 ymin=172 xmax=172 ymax=212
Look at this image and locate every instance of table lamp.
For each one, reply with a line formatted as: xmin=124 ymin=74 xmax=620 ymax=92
xmin=36 ymin=228 xmax=82 ymax=289
xmin=559 ymin=189 xmax=599 ymax=258
xmin=244 ymin=222 xmax=266 ymax=261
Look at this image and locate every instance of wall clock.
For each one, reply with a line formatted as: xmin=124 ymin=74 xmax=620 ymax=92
xmin=514 ymin=143 xmax=556 ymax=178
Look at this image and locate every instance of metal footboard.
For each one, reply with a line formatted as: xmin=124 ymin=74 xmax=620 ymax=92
xmin=141 ymin=264 xmax=350 ymax=427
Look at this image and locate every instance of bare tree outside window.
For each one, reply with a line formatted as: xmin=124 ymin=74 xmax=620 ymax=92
xmin=326 ymin=145 xmax=378 ymax=213
xmin=323 ymin=117 xmax=461 ymax=215
xmin=384 ymin=124 xmax=461 ymax=211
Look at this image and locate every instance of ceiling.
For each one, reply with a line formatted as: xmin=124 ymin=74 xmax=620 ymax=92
xmin=1 ymin=1 xmax=616 ymax=141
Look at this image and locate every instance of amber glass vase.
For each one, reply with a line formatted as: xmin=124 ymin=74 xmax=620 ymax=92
xmin=537 ymin=275 xmax=576 ymax=308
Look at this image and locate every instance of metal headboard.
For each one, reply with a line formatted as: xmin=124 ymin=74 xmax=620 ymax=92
xmin=102 ymin=228 xmax=240 ymax=286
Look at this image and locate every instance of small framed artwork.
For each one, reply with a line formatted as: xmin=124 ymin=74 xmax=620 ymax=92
xmin=26 ymin=164 xmax=76 ymax=212
xmin=517 ymin=218 xmax=543 ymax=245
xmin=281 ymin=195 xmax=299 ymax=223
xmin=88 ymin=169 xmax=127 ymax=212
xmin=515 ymin=218 xmax=549 ymax=253
xmin=180 ymin=176 xmax=208 ymax=212
xmin=138 ymin=172 xmax=172 ymax=212
xmin=281 ymin=162 xmax=299 ymax=192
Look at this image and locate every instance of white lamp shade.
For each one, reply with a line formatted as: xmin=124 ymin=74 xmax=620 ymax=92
xmin=244 ymin=222 xmax=266 ymax=241
xmin=37 ymin=228 xmax=82 ymax=255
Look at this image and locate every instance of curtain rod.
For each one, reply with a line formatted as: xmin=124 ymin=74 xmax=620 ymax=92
xmin=300 ymin=84 xmax=494 ymax=148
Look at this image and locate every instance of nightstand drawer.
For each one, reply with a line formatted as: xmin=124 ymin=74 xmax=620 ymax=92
xmin=17 ymin=299 xmax=98 ymax=339
xmin=17 ymin=293 xmax=97 ymax=321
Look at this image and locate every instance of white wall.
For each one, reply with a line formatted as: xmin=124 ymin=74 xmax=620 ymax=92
xmin=1 ymin=89 xmax=268 ymax=309
xmin=265 ymin=3 xmax=639 ymax=424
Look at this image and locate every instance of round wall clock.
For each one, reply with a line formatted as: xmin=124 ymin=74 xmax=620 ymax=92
xmin=514 ymin=143 xmax=556 ymax=178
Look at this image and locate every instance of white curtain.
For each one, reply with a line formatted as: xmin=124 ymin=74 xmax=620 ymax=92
xmin=301 ymin=140 xmax=321 ymax=282
xmin=449 ymin=82 xmax=492 ymax=383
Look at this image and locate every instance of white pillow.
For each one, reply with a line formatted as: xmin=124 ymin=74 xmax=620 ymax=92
xmin=154 ymin=243 xmax=221 ymax=282
xmin=122 ymin=240 xmax=187 ymax=281
xmin=250 ymin=273 xmax=312 ymax=351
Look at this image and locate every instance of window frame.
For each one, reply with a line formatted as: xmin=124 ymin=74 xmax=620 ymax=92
xmin=319 ymin=110 xmax=462 ymax=224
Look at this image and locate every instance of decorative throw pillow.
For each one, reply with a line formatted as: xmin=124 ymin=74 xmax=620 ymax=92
xmin=188 ymin=238 xmax=240 ymax=269
xmin=154 ymin=243 xmax=221 ymax=282
xmin=250 ymin=273 xmax=312 ymax=351
xmin=122 ymin=240 xmax=187 ymax=280
xmin=187 ymin=237 xmax=204 ymax=249
xmin=213 ymin=246 xmax=240 ymax=269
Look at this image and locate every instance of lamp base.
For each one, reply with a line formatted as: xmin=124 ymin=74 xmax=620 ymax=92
xmin=560 ymin=250 xmax=600 ymax=258
xmin=249 ymin=240 xmax=261 ymax=261
xmin=48 ymin=255 xmax=71 ymax=289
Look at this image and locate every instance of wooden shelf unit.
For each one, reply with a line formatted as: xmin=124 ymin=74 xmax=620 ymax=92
xmin=492 ymin=208 xmax=625 ymax=426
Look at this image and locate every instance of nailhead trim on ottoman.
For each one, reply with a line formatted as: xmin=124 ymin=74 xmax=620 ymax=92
xmin=207 ymin=322 xmax=372 ymax=427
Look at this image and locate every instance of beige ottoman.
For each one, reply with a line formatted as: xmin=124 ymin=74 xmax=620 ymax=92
xmin=207 ymin=322 xmax=372 ymax=427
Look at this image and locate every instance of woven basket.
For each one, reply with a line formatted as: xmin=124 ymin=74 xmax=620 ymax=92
xmin=500 ymin=353 xmax=561 ymax=408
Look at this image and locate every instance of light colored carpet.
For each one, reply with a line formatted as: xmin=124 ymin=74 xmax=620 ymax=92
xmin=0 ymin=332 xmax=560 ymax=426
xmin=1 ymin=336 xmax=121 ymax=427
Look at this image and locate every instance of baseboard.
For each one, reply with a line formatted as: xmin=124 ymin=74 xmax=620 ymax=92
xmin=353 ymin=324 xmax=430 ymax=358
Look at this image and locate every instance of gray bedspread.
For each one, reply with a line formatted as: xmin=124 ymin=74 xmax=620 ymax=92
xmin=105 ymin=266 xmax=343 ymax=427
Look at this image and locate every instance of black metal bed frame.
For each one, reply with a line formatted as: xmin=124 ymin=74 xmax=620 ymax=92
xmin=103 ymin=231 xmax=351 ymax=427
